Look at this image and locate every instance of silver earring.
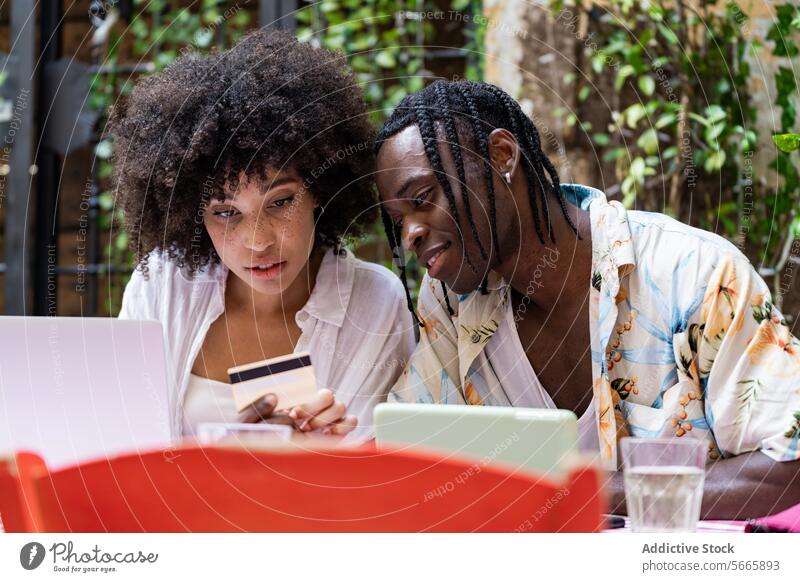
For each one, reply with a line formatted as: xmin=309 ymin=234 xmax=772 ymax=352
xmin=504 ymin=172 xmax=512 ymax=185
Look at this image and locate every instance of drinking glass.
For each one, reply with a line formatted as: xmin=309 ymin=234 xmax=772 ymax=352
xmin=620 ymin=437 xmax=706 ymax=533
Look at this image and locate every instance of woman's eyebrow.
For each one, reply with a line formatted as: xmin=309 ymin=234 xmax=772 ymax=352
xmin=262 ymin=175 xmax=298 ymax=191
xmin=220 ymin=175 xmax=299 ymax=200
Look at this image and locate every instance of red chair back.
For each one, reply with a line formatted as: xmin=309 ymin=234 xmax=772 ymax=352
xmin=31 ymin=444 xmax=604 ymax=532
xmin=0 ymin=452 xmax=46 ymax=532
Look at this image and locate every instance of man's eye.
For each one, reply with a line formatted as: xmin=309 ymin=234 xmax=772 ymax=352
xmin=413 ymin=190 xmax=430 ymax=208
xmin=213 ymin=209 xmax=238 ymax=218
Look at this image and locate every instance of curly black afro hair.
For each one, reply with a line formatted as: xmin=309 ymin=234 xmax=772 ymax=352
xmin=108 ymin=29 xmax=377 ymax=274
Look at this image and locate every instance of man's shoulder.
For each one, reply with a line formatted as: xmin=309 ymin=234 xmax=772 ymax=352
xmin=627 ymin=210 xmax=743 ymax=258
xmin=623 ymin=211 xmax=759 ymax=308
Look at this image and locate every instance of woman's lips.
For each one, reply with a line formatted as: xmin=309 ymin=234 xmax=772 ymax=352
xmin=246 ymin=261 xmax=286 ymax=280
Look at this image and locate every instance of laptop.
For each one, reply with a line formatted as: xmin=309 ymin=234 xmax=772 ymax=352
xmin=374 ymin=403 xmax=579 ymax=479
xmin=0 ymin=317 xmax=172 ymax=469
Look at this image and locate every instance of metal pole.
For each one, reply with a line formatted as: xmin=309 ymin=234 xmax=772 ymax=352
xmin=33 ymin=1 xmax=63 ymax=315
xmin=4 ymin=1 xmax=36 ymax=314
xmin=259 ymin=0 xmax=296 ymax=32
xmin=281 ymin=0 xmax=296 ymax=34
xmin=259 ymin=0 xmax=278 ymax=31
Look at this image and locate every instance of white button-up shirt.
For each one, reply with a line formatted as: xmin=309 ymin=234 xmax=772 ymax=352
xmin=119 ymin=247 xmax=416 ymax=441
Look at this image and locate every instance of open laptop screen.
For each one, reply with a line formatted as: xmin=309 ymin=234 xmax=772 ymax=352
xmin=0 ymin=317 xmax=172 ymax=469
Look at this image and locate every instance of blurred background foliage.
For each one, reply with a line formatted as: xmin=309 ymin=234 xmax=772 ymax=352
xmin=549 ymin=0 xmax=799 ymax=310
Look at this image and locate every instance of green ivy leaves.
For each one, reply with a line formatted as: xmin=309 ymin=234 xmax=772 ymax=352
xmin=774 ymin=134 xmax=800 ymax=153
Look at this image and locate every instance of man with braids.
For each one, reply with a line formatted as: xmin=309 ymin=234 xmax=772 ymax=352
xmin=375 ymin=79 xmax=800 ymax=519
xmin=112 ymin=30 xmax=415 ymax=441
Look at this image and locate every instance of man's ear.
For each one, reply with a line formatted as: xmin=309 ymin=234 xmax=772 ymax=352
xmin=487 ymin=128 xmax=520 ymax=178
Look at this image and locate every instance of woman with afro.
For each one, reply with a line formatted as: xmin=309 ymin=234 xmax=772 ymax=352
xmin=112 ymin=30 xmax=414 ymax=440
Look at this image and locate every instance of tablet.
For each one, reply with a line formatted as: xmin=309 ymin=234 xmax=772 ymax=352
xmin=374 ymin=403 xmax=579 ymax=478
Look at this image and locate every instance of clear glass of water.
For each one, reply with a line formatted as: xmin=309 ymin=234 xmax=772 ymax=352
xmin=620 ymin=438 xmax=706 ymax=533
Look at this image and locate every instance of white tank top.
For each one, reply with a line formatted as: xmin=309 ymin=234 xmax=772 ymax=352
xmin=484 ymin=297 xmax=599 ymax=456
xmin=181 ymin=373 xmax=240 ymax=435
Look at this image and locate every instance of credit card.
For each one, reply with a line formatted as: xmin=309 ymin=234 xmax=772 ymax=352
xmin=228 ymin=352 xmax=318 ymax=412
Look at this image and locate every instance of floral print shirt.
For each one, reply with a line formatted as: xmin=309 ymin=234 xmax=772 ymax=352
xmin=389 ymin=184 xmax=800 ymax=470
